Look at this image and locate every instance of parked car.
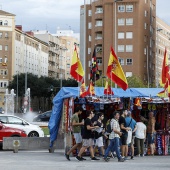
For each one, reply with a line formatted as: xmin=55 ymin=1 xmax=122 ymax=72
xmin=0 ymin=115 xmax=44 ymax=137
xmin=0 ymin=123 xmax=27 ymax=143
xmin=33 ymin=110 xmax=52 ymax=122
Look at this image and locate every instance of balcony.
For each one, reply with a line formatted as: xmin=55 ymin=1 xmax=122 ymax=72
xmin=95 ymin=38 xmax=103 ymax=45
xmin=96 ymin=51 xmax=103 ymax=58
xmin=48 ymin=66 xmax=56 ymax=72
xmin=92 ymin=0 xmax=103 ymax=6
xmin=94 ymin=26 xmax=103 ymax=32
xmin=94 ymin=13 xmax=103 ymax=20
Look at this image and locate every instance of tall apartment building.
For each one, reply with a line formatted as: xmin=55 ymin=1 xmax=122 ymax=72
xmin=156 ymin=17 xmax=170 ymax=87
xmin=33 ymin=30 xmax=61 ymax=79
xmin=15 ymin=26 xmax=48 ymax=77
xmin=55 ymin=30 xmax=80 ymax=80
xmin=80 ymin=0 xmax=156 ymax=86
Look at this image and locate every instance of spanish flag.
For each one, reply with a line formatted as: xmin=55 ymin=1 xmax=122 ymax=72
xmin=161 ymin=48 xmax=169 ymax=85
xmin=104 ymin=81 xmax=114 ymax=95
xmin=87 ymin=82 xmax=95 ymax=96
xmin=70 ymin=46 xmax=84 ymax=82
xmin=107 ymin=47 xmax=128 ymax=91
xmin=80 ymin=81 xmax=87 ymax=98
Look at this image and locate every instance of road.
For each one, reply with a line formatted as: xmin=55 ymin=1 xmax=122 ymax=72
xmin=0 ymin=150 xmax=170 ymax=170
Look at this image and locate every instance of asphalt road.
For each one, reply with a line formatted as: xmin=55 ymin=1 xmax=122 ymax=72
xmin=0 ymin=150 xmax=170 ymax=170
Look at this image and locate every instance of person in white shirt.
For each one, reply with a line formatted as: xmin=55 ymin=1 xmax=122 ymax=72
xmin=135 ymin=118 xmax=147 ymax=157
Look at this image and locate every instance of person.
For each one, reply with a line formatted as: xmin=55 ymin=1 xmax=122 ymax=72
xmin=76 ymin=110 xmax=100 ymax=161
xmin=119 ymin=110 xmax=131 ymax=160
xmin=65 ymin=106 xmax=84 ymax=161
xmin=147 ymin=111 xmax=156 ymax=156
xmin=94 ymin=112 xmax=106 ymax=157
xmin=135 ymin=117 xmax=147 ymax=157
xmin=104 ymin=111 xmax=124 ymax=162
xmin=125 ymin=111 xmax=137 ymax=160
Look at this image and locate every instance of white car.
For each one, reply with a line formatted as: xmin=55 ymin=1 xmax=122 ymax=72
xmin=0 ymin=115 xmax=44 ymax=137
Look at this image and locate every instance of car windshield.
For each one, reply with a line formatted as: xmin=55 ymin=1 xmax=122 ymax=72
xmin=0 ymin=116 xmax=7 ymax=123
xmin=8 ymin=117 xmax=23 ymax=125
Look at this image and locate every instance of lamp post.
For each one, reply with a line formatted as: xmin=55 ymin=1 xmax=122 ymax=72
xmin=114 ymin=0 xmax=123 ymax=88
xmin=156 ymin=28 xmax=163 ymax=87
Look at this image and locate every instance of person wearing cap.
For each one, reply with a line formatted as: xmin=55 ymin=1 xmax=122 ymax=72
xmin=125 ymin=111 xmax=137 ymax=160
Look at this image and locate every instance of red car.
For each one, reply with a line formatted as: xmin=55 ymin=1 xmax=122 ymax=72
xmin=0 ymin=123 xmax=27 ymax=143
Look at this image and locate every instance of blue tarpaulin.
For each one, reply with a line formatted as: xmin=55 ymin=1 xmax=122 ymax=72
xmin=48 ymin=87 xmax=163 ymax=146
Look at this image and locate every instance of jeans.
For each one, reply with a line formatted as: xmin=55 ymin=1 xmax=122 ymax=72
xmin=104 ymin=137 xmax=121 ymax=160
xmin=135 ymin=138 xmax=144 ymax=155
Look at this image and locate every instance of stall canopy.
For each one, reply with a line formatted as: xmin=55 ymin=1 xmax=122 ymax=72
xmin=48 ymin=87 xmax=163 ymax=146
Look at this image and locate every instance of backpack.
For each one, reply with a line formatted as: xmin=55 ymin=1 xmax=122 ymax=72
xmin=106 ymin=119 xmax=113 ymax=133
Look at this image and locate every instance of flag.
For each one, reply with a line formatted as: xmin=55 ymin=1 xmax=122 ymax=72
xmin=87 ymin=82 xmax=95 ymax=96
xmin=70 ymin=46 xmax=84 ymax=82
xmin=107 ymin=47 xmax=128 ymax=91
xmin=161 ymin=48 xmax=169 ymax=85
xmin=90 ymin=48 xmax=100 ymax=83
xmin=104 ymin=81 xmax=114 ymax=95
xmin=80 ymin=81 xmax=87 ymax=98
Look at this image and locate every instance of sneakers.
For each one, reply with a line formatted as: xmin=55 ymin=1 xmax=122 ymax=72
xmin=131 ymin=156 xmax=134 ymax=160
xmin=91 ymin=157 xmax=100 ymax=161
xmin=75 ymin=156 xmax=83 ymax=161
xmin=103 ymin=157 xmax=110 ymax=162
xmin=124 ymin=157 xmax=129 ymax=161
xmin=65 ymin=154 xmax=70 ymax=161
xmin=80 ymin=157 xmax=86 ymax=161
xmin=118 ymin=158 xmax=125 ymax=162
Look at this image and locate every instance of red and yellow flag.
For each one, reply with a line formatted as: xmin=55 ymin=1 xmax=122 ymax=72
xmin=80 ymin=81 xmax=87 ymax=98
xmin=104 ymin=81 xmax=114 ymax=95
xmin=70 ymin=47 xmax=84 ymax=82
xmin=87 ymin=82 xmax=95 ymax=96
xmin=161 ymin=48 xmax=169 ymax=85
xmin=106 ymin=47 xmax=128 ymax=91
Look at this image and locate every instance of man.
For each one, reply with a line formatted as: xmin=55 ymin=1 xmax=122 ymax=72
xmin=147 ymin=112 xmax=156 ymax=156
xmin=125 ymin=111 xmax=137 ymax=160
xmin=65 ymin=106 xmax=84 ymax=161
xmin=119 ymin=110 xmax=131 ymax=160
xmin=135 ymin=117 xmax=147 ymax=157
xmin=104 ymin=111 xmax=124 ymax=162
xmin=76 ymin=110 xmax=100 ymax=161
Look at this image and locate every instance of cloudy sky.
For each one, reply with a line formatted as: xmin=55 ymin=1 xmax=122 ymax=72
xmin=0 ymin=0 xmax=169 ymax=33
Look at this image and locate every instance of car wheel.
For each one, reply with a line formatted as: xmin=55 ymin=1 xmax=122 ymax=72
xmin=28 ymin=131 xmax=39 ymax=137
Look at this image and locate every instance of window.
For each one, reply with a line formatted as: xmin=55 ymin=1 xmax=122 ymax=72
xmin=88 ymin=10 xmax=92 ymax=16
xmin=88 ymin=22 xmax=92 ymax=29
xmin=118 ymin=18 xmax=125 ymax=26
xmin=118 ymin=5 xmax=125 ymax=12
xmin=97 ymin=58 xmax=102 ymax=65
xmin=118 ymin=32 xmax=124 ymax=39
xmin=126 ymin=45 xmax=133 ymax=52
xmin=126 ymin=59 xmax=133 ymax=65
xmin=144 ymin=23 xmax=147 ymax=29
xmin=126 ymin=32 xmax=133 ymax=39
xmin=95 ymin=20 xmax=103 ymax=27
xmin=144 ymin=10 xmax=147 ymax=17
xmin=118 ymin=45 xmax=124 ymax=52
xmin=0 ymin=58 xmax=2 ymax=63
xmin=0 ymin=20 xmax=2 ymax=25
xmin=4 ymin=20 xmax=8 ymax=26
xmin=0 ymin=116 xmax=7 ymax=123
xmin=8 ymin=117 xmax=23 ymax=125
xmin=96 ymin=7 xmax=103 ymax=14
xmin=96 ymin=33 xmax=102 ymax=39
xmin=126 ymin=5 xmax=133 ymax=12
xmin=126 ymin=72 xmax=132 ymax=77
xmin=119 ymin=58 xmax=124 ymax=65
xmin=66 ymin=64 xmax=70 ymax=68
xmin=88 ymin=47 xmax=91 ymax=54
xmin=5 ymin=45 xmax=8 ymax=51
xmin=96 ymin=46 xmax=102 ymax=53
xmin=89 ymin=35 xmax=91 ymax=42
xmin=126 ymin=18 xmax=133 ymax=25
xmin=0 ymin=32 xmax=2 ymax=38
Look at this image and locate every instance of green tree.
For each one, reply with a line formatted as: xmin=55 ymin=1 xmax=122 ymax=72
xmin=127 ymin=75 xmax=147 ymax=88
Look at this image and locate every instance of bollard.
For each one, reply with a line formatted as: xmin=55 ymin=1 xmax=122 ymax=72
xmin=13 ymin=140 xmax=20 ymax=153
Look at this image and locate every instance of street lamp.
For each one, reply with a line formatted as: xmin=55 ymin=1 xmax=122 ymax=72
xmin=156 ymin=28 xmax=163 ymax=87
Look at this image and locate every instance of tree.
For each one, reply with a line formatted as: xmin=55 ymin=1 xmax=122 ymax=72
xmin=95 ymin=77 xmax=115 ymax=87
xmin=127 ymin=75 xmax=147 ymax=88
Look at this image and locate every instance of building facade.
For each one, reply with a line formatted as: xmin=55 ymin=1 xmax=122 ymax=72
xmin=80 ymin=0 xmax=156 ymax=86
xmin=15 ymin=27 xmax=48 ymax=77
xmin=156 ymin=17 xmax=170 ymax=87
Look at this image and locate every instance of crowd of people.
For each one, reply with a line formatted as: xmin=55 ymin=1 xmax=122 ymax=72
xmin=65 ymin=106 xmax=156 ymax=162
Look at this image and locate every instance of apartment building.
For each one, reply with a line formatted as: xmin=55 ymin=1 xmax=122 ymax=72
xmin=15 ymin=26 xmax=48 ymax=77
xmin=80 ymin=0 xmax=156 ymax=86
xmin=55 ymin=30 xmax=80 ymax=80
xmin=156 ymin=17 xmax=170 ymax=87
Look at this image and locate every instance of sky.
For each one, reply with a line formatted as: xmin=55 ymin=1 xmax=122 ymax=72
xmin=0 ymin=0 xmax=169 ymax=34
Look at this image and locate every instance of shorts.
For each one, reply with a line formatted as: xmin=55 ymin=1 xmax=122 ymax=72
xmin=120 ymin=134 xmax=128 ymax=145
xmin=147 ymin=133 xmax=156 ymax=145
xmin=73 ymin=133 xmax=82 ymax=144
xmin=95 ymin=137 xmax=104 ymax=147
xmin=82 ymin=138 xmax=94 ymax=147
